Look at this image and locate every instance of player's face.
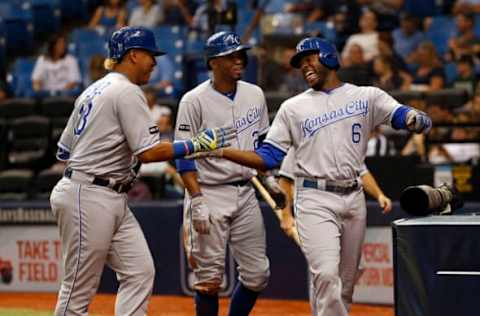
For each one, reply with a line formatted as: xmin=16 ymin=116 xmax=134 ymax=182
xmin=299 ymin=53 xmax=329 ymax=90
xmin=133 ymin=49 xmax=157 ymax=85
xmin=213 ymin=51 xmax=246 ymax=81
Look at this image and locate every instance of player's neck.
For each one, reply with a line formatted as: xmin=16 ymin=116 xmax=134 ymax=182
xmin=313 ymin=73 xmax=342 ymax=92
xmin=113 ymin=65 xmax=140 ymax=85
xmin=211 ymin=77 xmax=237 ymax=95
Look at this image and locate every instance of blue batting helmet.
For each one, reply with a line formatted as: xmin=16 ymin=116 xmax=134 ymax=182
xmin=290 ymin=37 xmax=340 ymax=70
xmin=205 ymin=31 xmax=250 ymax=67
xmin=108 ymin=26 xmax=165 ymax=60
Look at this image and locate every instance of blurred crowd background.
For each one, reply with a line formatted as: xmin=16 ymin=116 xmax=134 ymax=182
xmin=0 ymin=0 xmax=479 ymax=202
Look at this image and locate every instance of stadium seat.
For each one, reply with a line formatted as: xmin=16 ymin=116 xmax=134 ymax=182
xmin=0 ymin=118 xmax=7 ymax=170
xmin=444 ymin=62 xmax=458 ymax=86
xmin=389 ymin=90 xmax=424 ymax=104
xmin=59 ymin=0 xmax=89 ymax=21
xmin=39 ymin=95 xmax=74 ymax=118
xmin=39 ymin=96 xmax=74 ymax=144
xmin=7 ymin=115 xmax=51 ymax=170
xmin=0 ymin=19 xmax=6 ymax=75
xmin=0 ymin=169 xmax=34 ymax=200
xmin=152 ymin=25 xmax=186 ymax=54
xmin=31 ymin=168 xmax=63 ymax=199
xmin=424 ymin=15 xmax=456 ymax=55
xmin=7 ymin=58 xmax=36 ymax=98
xmin=425 ymin=88 xmax=469 ymax=109
xmin=0 ymin=98 xmax=37 ymax=119
xmin=0 ymin=2 xmax=34 ymax=55
xmin=25 ymin=0 xmax=61 ymax=41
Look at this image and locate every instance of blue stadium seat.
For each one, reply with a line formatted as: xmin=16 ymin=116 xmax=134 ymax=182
xmin=152 ymin=25 xmax=187 ymax=54
xmin=264 ymin=0 xmax=287 ymax=14
xmin=0 ymin=19 xmax=5 ymax=75
xmin=7 ymin=58 xmax=36 ymax=98
xmin=70 ymin=28 xmax=107 ymax=75
xmin=444 ymin=62 xmax=458 ymax=86
xmin=59 ymin=0 xmax=89 ymax=21
xmin=425 ymin=16 xmax=456 ymax=55
xmin=0 ymin=3 xmax=34 ymax=55
xmin=25 ymin=0 xmax=61 ymax=40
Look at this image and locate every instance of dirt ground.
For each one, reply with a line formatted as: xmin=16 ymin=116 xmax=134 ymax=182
xmin=0 ymin=293 xmax=394 ymax=315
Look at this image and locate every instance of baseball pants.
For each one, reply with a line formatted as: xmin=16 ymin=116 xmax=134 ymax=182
xmin=294 ymin=183 xmax=366 ymax=316
xmin=50 ymin=177 xmax=155 ymax=316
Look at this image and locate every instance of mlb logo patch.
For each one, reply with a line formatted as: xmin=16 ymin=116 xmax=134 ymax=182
xmin=149 ymin=126 xmax=159 ymax=134
xmin=178 ymin=124 xmax=191 ymax=132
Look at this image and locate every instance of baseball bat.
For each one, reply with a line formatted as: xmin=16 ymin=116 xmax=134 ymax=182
xmin=251 ymin=176 xmax=301 ymax=246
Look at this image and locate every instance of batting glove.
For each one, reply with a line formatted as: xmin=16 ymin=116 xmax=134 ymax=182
xmin=191 ymin=126 xmax=236 ymax=153
xmin=190 ymin=194 xmax=211 ymax=234
xmin=406 ymin=110 xmax=432 ymax=134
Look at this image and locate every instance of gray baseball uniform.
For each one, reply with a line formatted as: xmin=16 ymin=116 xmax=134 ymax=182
xmin=265 ymin=83 xmax=402 ymax=315
xmin=50 ymin=72 xmax=160 ymax=315
xmin=175 ymin=80 xmax=270 ymax=293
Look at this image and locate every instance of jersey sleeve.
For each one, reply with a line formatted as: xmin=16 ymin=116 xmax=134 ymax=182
xmin=116 ymin=87 xmax=160 ymax=155
xmin=56 ymin=109 xmax=76 ymax=161
xmin=264 ymin=104 xmax=291 ymax=153
xmin=370 ymin=87 xmax=402 ymax=128
xmin=279 ymin=148 xmax=295 ymax=180
xmin=258 ymin=91 xmax=270 ymax=136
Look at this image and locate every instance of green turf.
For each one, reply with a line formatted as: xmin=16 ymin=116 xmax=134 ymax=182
xmin=0 ymin=309 xmax=53 ymax=316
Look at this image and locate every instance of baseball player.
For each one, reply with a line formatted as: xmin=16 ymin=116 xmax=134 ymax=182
xmin=278 ymin=149 xmax=392 ymax=313
xmin=49 ymin=26 xmax=235 ymax=316
xmin=174 ymin=31 xmax=270 ymax=316
xmin=198 ymin=37 xmax=432 ymax=315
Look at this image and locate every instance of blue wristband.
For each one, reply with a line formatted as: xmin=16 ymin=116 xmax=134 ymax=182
xmin=172 ymin=140 xmax=195 ymax=158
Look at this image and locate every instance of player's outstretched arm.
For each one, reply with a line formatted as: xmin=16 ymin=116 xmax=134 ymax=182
xmin=221 ymin=148 xmax=268 ymax=170
xmin=138 ymin=126 xmax=236 ymax=163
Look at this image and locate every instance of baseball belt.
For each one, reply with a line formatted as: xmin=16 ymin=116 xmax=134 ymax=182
xmin=300 ymin=177 xmax=360 ymax=195
xmin=64 ymin=168 xmax=133 ymax=193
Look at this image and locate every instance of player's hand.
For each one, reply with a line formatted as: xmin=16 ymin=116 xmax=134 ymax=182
xmin=190 ymin=194 xmax=211 ymax=234
xmin=406 ymin=110 xmax=432 ymax=134
xmin=191 ymin=126 xmax=236 ymax=153
xmin=263 ymin=175 xmax=287 ymax=209
xmin=378 ymin=194 xmax=392 ymax=214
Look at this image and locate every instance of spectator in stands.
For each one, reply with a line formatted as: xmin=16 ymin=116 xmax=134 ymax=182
xmin=448 ymin=12 xmax=480 ymax=60
xmin=393 ymin=13 xmax=425 ymax=61
xmin=357 ymin=0 xmax=404 ymax=31
xmin=84 ymin=54 xmax=108 ymax=87
xmin=163 ymin=0 xmax=197 ymax=25
xmin=453 ymin=0 xmax=480 ymax=14
xmin=338 ymin=44 xmax=372 ymax=86
xmin=341 ymin=9 xmax=379 ymax=63
xmin=128 ymin=0 xmax=163 ymax=27
xmin=0 ymin=80 xmax=10 ymax=102
xmin=372 ymin=56 xmax=407 ymax=90
xmin=277 ymin=48 xmax=309 ymax=94
xmin=257 ymin=44 xmax=283 ymax=92
xmin=147 ymin=55 xmax=175 ymax=95
xmin=284 ymin=0 xmax=342 ymax=22
xmin=453 ymin=55 xmax=478 ymax=95
xmin=88 ymin=0 xmax=127 ymax=36
xmin=31 ymin=34 xmax=81 ymax=97
xmin=409 ymin=41 xmax=446 ymax=91
xmin=444 ymin=112 xmax=480 ymax=163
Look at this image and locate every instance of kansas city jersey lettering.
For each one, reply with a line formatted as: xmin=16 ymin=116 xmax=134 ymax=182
xmin=301 ymin=99 xmax=369 ymax=137
xmin=234 ymin=106 xmax=263 ymax=133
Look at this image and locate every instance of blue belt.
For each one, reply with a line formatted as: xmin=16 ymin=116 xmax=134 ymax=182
xmin=302 ymin=179 xmax=359 ymax=195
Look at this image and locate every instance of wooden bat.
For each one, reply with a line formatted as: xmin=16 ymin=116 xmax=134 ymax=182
xmin=251 ymin=176 xmax=301 ymax=246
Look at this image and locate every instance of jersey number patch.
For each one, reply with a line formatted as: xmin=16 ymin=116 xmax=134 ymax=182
xmin=351 ymin=123 xmax=361 ymax=144
xmin=74 ymin=101 xmax=93 ymax=135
